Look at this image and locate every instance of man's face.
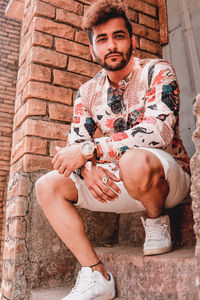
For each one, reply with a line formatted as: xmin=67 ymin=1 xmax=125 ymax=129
xmin=90 ymin=18 xmax=134 ymax=72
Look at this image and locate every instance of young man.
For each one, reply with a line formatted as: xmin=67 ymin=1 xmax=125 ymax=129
xmin=36 ymin=0 xmax=190 ymax=299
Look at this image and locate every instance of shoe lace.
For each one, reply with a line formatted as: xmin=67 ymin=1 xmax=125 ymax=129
xmin=145 ymin=224 xmax=168 ymax=241
xmin=70 ymin=270 xmax=97 ymax=295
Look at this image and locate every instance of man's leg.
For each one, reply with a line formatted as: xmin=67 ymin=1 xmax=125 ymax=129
xmin=119 ymin=149 xmax=172 ymax=255
xmin=119 ymin=149 xmax=169 ymax=217
xmin=36 ymin=170 xmax=108 ymax=278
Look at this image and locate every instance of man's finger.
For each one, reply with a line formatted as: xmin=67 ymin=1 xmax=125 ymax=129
xmin=104 ymin=169 xmax=120 ymax=182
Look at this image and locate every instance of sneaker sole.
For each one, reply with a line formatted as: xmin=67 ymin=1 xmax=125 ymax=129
xmin=96 ymin=292 xmax=115 ymax=300
xmin=143 ymin=245 xmax=172 ymax=256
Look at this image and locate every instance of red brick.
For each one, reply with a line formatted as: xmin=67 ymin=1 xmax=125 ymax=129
xmin=11 ymin=136 xmax=48 ymax=164
xmin=23 ymin=81 xmax=72 ymax=105
xmin=17 ymin=62 xmax=49 ymax=98
xmin=140 ymin=37 xmax=161 ymax=54
xmin=75 ymin=30 xmax=89 ymax=45
xmin=55 ymin=38 xmax=90 ymax=60
xmin=29 ymin=46 xmax=67 ymax=68
xmin=133 ymin=22 xmax=160 ymax=42
xmin=33 ymin=16 xmax=75 ymax=40
xmin=68 ymin=57 xmax=100 ymax=77
xmin=158 ymin=0 xmax=168 ymax=45
xmin=13 ymin=98 xmax=47 ymax=130
xmin=13 ymin=118 xmax=70 ymax=143
xmin=134 ymin=48 xmax=158 ymax=59
xmin=50 ymin=140 xmax=67 ymax=157
xmin=127 ymin=0 xmax=157 ymax=17
xmin=22 ymin=154 xmax=53 ymax=172
xmin=35 ymin=0 xmax=56 ymax=19
xmin=42 ymin=0 xmax=83 ymax=15
xmin=29 ymin=63 xmax=51 ymax=82
xmin=32 ymin=31 xmax=53 ymax=48
xmin=139 ymin=13 xmax=159 ymax=30
xmin=18 ymin=34 xmax=32 ymax=67
xmin=49 ymin=103 xmax=73 ymax=122
xmin=145 ymin=0 xmax=158 ymax=5
xmin=128 ymin=10 xmax=138 ymax=22
xmin=7 ymin=197 xmax=28 ymax=218
xmin=54 ymin=69 xmax=89 ymax=90
xmin=56 ymin=8 xmax=83 ymax=28
xmin=9 ymin=219 xmax=26 ymax=239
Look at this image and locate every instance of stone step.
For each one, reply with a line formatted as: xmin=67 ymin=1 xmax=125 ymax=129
xmin=119 ymin=197 xmax=196 ymax=247
xmin=30 ymin=246 xmax=196 ymax=300
xmin=30 ymin=287 xmax=125 ymax=300
xmin=96 ymin=245 xmax=196 ymax=299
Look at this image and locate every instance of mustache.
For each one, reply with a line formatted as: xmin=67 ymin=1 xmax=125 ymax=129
xmin=104 ymin=51 xmax=123 ymax=59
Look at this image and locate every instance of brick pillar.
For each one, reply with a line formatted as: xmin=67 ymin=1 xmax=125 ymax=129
xmin=1 ymin=0 xmax=164 ymax=299
xmin=0 ymin=0 xmax=21 ymax=284
xmin=191 ymin=93 xmax=200 ymax=298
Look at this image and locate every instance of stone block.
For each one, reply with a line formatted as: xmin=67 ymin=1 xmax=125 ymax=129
xmin=33 ymin=17 xmax=74 ymax=40
xmin=53 ymin=69 xmax=89 ymax=90
xmin=7 ymin=197 xmax=28 ymax=218
xmin=55 ymin=38 xmax=90 ymax=60
xmin=49 ymin=103 xmax=73 ymax=122
xmin=23 ymin=81 xmax=72 ymax=105
xmin=42 ymin=0 xmax=83 ymax=15
xmin=13 ymin=98 xmax=47 ymax=130
xmin=96 ymin=246 xmax=196 ymax=299
xmin=8 ymin=219 xmax=26 ymax=239
xmin=56 ymin=9 xmax=83 ymax=28
xmin=68 ymin=57 xmax=100 ymax=78
xmin=32 ymin=31 xmax=53 ymax=48
xmin=29 ymin=46 xmax=67 ymax=68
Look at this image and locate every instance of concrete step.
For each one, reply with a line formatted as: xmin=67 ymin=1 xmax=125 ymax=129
xmin=30 ymin=246 xmax=196 ymax=300
xmin=119 ymin=197 xmax=196 ymax=248
xmin=96 ymin=245 xmax=196 ymax=300
xmin=30 ymin=287 xmax=125 ymax=300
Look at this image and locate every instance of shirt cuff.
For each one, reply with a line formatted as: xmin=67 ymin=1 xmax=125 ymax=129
xmin=95 ymin=137 xmax=118 ymax=162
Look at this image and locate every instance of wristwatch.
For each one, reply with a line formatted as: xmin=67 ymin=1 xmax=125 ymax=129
xmin=80 ymin=141 xmax=97 ymax=160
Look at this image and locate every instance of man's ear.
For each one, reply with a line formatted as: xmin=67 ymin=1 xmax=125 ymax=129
xmin=89 ymin=44 xmax=96 ymax=62
xmin=131 ymin=35 xmax=136 ymax=51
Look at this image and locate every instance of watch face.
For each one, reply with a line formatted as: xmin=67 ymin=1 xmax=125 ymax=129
xmin=82 ymin=142 xmax=94 ymax=155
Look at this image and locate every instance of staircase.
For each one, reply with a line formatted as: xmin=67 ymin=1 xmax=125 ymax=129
xmin=30 ymin=197 xmax=196 ymax=300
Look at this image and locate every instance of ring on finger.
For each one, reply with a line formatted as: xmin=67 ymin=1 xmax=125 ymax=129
xmin=102 ymin=176 xmax=109 ymax=185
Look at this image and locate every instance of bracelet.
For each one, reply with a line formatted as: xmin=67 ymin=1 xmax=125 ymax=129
xmin=89 ymin=261 xmax=103 ymax=268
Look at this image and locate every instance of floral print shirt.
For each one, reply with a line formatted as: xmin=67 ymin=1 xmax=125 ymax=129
xmin=67 ymin=57 xmax=190 ymax=174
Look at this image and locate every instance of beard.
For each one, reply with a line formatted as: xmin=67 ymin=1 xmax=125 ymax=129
xmin=93 ymin=43 xmax=133 ymax=71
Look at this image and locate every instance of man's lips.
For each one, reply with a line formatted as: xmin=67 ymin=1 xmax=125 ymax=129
xmin=105 ymin=53 xmax=122 ymax=59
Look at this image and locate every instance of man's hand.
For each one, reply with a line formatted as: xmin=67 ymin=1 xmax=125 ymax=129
xmin=81 ymin=163 xmax=121 ymax=203
xmin=52 ymin=144 xmax=87 ymax=177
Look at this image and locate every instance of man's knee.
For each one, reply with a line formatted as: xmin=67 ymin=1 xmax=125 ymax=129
xmin=35 ymin=171 xmax=56 ymax=206
xmin=119 ymin=149 xmax=162 ymax=194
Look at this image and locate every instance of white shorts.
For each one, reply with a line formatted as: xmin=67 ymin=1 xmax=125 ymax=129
xmin=70 ymin=148 xmax=190 ymax=214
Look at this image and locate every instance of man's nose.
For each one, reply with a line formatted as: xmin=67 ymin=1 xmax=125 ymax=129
xmin=107 ymin=38 xmax=117 ymax=52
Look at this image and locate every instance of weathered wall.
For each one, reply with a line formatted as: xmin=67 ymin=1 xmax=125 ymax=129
xmin=191 ymin=93 xmax=200 ymax=299
xmin=0 ymin=0 xmax=21 ymax=282
xmin=163 ymin=0 xmax=200 ymax=158
xmin=1 ymin=0 xmax=166 ymax=299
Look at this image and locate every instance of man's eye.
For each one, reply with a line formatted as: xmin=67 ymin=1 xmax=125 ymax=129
xmin=115 ymin=34 xmax=125 ymax=39
xmin=97 ymin=38 xmax=106 ymax=43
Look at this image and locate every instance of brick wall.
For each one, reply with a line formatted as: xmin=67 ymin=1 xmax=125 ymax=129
xmin=0 ymin=0 xmax=21 ymax=283
xmin=1 ymin=0 xmax=167 ymax=299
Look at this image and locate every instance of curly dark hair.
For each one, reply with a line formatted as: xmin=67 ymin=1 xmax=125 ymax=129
xmin=82 ymin=0 xmax=132 ymax=44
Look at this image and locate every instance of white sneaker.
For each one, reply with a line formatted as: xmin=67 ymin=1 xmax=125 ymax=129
xmin=141 ymin=215 xmax=172 ymax=255
xmin=62 ymin=267 xmax=115 ymax=300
